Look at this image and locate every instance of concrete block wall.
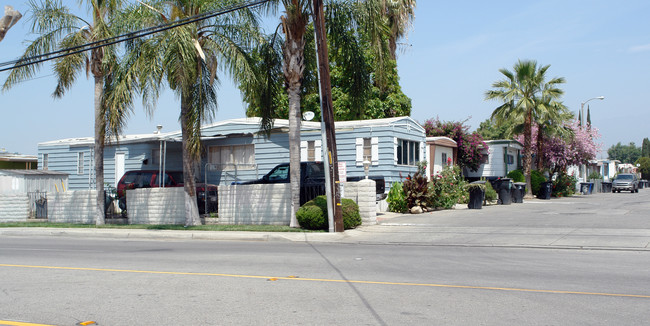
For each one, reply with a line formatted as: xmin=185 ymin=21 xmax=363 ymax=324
xmin=343 ymin=179 xmax=377 ymax=225
xmin=0 ymin=194 xmax=29 ymax=222
xmin=219 ymin=184 xmax=291 ymax=225
xmin=48 ymin=190 xmax=96 ymax=224
xmin=128 ymin=188 xmax=185 ymax=225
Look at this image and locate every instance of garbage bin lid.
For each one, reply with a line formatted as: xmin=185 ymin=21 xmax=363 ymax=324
xmin=470 ymin=181 xmax=486 ymax=184
xmin=514 ymin=182 xmax=526 ymax=185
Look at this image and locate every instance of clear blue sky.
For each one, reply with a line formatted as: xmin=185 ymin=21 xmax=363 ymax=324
xmin=1 ymin=0 xmax=649 ymax=157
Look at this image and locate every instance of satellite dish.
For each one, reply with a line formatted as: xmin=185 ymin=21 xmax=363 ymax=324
xmin=302 ymin=111 xmax=315 ymax=121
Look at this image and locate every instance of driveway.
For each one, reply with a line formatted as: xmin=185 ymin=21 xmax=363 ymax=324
xmin=344 ymin=189 xmax=650 ymax=249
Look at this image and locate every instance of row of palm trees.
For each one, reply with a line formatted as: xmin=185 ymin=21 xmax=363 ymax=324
xmin=2 ymin=0 xmax=416 ymax=226
xmin=485 ymin=59 xmax=570 ymax=198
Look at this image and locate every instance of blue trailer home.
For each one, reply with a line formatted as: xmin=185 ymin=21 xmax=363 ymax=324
xmin=38 ymin=116 xmax=426 ymax=194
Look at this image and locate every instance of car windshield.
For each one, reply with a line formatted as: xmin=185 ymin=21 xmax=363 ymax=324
xmin=617 ymin=175 xmax=633 ymax=180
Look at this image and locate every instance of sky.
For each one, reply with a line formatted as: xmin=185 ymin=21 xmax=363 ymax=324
xmin=1 ymin=0 xmax=649 ymax=157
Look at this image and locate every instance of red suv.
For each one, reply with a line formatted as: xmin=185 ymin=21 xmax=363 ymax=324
xmin=116 ymin=170 xmax=217 ymax=215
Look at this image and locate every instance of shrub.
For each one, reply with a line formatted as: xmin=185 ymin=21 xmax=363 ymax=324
xmin=483 ymin=180 xmax=497 ymax=202
xmin=403 ymin=171 xmax=429 ymax=210
xmin=387 ymin=181 xmax=408 ymax=213
xmin=296 ymin=195 xmax=361 ymax=230
xmin=295 ymin=205 xmax=326 ymax=230
xmin=552 ymin=173 xmax=577 ymax=197
xmin=588 ymin=171 xmax=602 ymax=180
xmin=530 ymin=170 xmax=546 ymax=196
xmin=428 ymin=166 xmax=467 ymax=209
xmin=507 ymin=169 xmax=525 ymax=183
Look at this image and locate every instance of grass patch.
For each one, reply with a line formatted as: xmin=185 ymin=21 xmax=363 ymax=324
xmin=0 ymin=222 xmax=322 ymax=232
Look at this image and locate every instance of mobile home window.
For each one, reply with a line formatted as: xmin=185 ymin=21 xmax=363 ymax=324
xmin=507 ymin=154 xmax=514 ymax=165
xmin=77 ymin=152 xmax=84 ymax=175
xmin=151 ymin=148 xmax=160 ymax=165
xmin=42 ymin=154 xmax=48 ymax=170
xmin=363 ymin=138 xmax=372 ymax=162
xmin=307 ymin=141 xmax=315 ymax=161
xmin=208 ymin=144 xmax=255 ymax=170
xmin=442 ymin=152 xmax=448 ymax=166
xmin=396 ymin=139 xmax=420 ymax=166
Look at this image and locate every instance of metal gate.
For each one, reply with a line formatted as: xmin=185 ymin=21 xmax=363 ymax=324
xmin=28 ymin=191 xmax=48 ymax=219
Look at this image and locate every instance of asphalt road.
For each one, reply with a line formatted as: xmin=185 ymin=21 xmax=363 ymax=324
xmin=1 ymin=189 xmax=649 ymax=325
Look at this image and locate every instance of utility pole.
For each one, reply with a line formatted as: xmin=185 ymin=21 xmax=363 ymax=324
xmin=311 ymin=0 xmax=343 ymax=232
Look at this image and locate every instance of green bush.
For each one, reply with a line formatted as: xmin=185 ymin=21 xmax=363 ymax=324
xmin=296 ymin=195 xmax=361 ymax=230
xmin=484 ymin=180 xmax=497 ymax=202
xmin=387 ymin=181 xmax=408 ymax=213
xmin=428 ymin=166 xmax=467 ymax=209
xmin=295 ymin=205 xmax=326 ymax=230
xmin=531 ymin=170 xmax=546 ymax=196
xmin=588 ymin=171 xmax=602 ymax=180
xmin=507 ymin=169 xmax=525 ymax=183
xmin=552 ymin=173 xmax=577 ymax=198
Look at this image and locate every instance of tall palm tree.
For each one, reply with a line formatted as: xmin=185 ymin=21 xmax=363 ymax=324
xmin=3 ymin=0 xmax=124 ymax=225
xmin=485 ymin=60 xmax=565 ymax=197
xmin=247 ymin=0 xmax=407 ymax=227
xmin=116 ymin=0 xmax=260 ymax=226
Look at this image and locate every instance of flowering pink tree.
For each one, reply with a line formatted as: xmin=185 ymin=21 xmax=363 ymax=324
xmin=423 ymin=117 xmax=487 ymax=172
xmin=516 ymin=120 xmax=601 ymax=172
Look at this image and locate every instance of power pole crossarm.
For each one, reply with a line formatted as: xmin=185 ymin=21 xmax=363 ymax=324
xmin=0 ymin=5 xmax=22 ymax=43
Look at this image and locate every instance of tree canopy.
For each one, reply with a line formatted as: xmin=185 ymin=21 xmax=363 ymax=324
xmin=422 ymin=117 xmax=486 ymax=172
xmin=607 ymin=142 xmax=641 ymax=164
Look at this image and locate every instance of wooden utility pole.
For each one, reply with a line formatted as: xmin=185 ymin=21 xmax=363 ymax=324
xmin=311 ymin=0 xmax=343 ymax=232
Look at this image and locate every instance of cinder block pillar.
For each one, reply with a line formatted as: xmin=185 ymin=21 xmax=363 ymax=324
xmin=357 ymin=179 xmax=377 ymax=225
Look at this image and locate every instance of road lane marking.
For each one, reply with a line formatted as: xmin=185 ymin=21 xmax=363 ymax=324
xmin=1 ymin=263 xmax=649 ymax=299
xmin=0 ymin=321 xmax=55 ymax=326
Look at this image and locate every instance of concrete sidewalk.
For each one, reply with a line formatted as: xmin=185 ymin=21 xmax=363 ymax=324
xmin=2 ymin=190 xmax=650 ymax=251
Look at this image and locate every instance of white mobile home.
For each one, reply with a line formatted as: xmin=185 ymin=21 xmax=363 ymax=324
xmin=464 ymin=140 xmax=523 ymax=180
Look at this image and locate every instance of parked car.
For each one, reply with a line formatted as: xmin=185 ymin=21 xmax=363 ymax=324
xmin=239 ymin=162 xmax=386 ymax=204
xmin=116 ymin=170 xmax=218 ymax=215
xmin=612 ymin=173 xmax=639 ymax=193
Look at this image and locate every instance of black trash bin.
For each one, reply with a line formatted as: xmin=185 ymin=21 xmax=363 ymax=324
xmin=512 ymin=182 xmax=526 ymax=203
xmin=601 ymin=181 xmax=612 ymax=193
xmin=537 ymin=181 xmax=552 ymax=199
xmin=495 ymin=178 xmax=513 ymax=205
xmin=639 ymin=181 xmax=645 ymax=189
xmin=467 ymin=181 xmax=485 ymax=209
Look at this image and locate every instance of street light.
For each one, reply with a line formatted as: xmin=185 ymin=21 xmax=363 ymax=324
xmin=580 ymin=96 xmax=605 ymax=182
xmin=580 ymin=96 xmax=605 ymax=127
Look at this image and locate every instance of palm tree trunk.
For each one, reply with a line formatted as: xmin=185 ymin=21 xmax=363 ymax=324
xmin=180 ymin=100 xmax=201 ymax=226
xmin=283 ymin=14 xmax=307 ymax=228
xmin=94 ymin=75 xmax=105 ymax=225
xmin=536 ymin=126 xmax=544 ymax=171
xmin=287 ymin=86 xmax=301 ymax=228
xmin=523 ymin=110 xmax=533 ymax=198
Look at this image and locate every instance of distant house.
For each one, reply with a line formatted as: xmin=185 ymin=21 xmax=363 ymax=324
xmin=464 ymin=140 xmax=523 ymax=180
xmin=424 ymin=136 xmax=457 ymax=178
xmin=38 ymin=116 xmax=426 ymax=193
xmin=0 ymin=150 xmax=37 ymax=170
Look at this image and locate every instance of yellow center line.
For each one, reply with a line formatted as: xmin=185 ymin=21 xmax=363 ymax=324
xmin=0 ymin=321 xmax=55 ymax=326
xmin=1 ymin=263 xmax=649 ymax=299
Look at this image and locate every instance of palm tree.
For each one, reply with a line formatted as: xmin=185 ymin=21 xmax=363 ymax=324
xmin=116 ymin=0 xmax=260 ymax=226
xmin=485 ymin=60 xmax=565 ymax=197
xmin=3 ymin=0 xmax=124 ymax=225
xmin=246 ymin=0 xmax=411 ymax=227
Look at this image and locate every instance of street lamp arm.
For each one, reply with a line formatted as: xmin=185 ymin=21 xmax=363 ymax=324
xmin=581 ymin=96 xmax=605 ymax=107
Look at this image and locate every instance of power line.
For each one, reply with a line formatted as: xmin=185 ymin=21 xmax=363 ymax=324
xmin=0 ymin=0 xmax=270 ymax=73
